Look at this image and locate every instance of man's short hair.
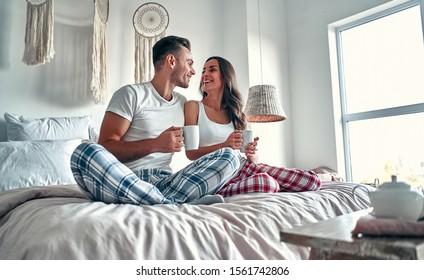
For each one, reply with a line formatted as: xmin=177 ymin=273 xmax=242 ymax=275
xmin=152 ymin=35 xmax=191 ymax=67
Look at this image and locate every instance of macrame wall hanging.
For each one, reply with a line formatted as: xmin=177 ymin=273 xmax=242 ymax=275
xmin=91 ymin=0 xmax=109 ymax=104
xmin=22 ymin=0 xmax=55 ymax=65
xmin=133 ymin=2 xmax=169 ymax=83
xmin=22 ymin=0 xmax=109 ymax=104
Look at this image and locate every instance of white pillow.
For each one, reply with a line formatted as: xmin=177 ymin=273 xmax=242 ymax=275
xmin=4 ymin=112 xmax=93 ymax=141
xmin=0 ymin=140 xmax=82 ymax=191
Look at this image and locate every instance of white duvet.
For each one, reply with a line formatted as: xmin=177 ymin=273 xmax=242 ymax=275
xmin=0 ymin=182 xmax=371 ymax=260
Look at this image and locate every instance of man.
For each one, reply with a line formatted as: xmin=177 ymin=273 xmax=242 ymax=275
xmin=71 ymin=35 xmax=240 ymax=205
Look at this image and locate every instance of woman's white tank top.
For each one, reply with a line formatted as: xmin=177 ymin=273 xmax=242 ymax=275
xmin=197 ymin=101 xmax=234 ymax=147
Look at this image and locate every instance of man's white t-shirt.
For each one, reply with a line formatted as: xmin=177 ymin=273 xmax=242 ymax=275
xmin=106 ymin=82 xmax=187 ymax=172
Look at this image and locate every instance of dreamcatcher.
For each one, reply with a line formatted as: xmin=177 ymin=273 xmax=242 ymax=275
xmin=133 ymin=2 xmax=169 ymax=83
xmin=22 ymin=0 xmax=55 ymax=65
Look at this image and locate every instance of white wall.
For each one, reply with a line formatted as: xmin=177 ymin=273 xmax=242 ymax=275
xmin=285 ymin=0 xmax=391 ymax=172
xmin=246 ymin=0 xmax=292 ymax=168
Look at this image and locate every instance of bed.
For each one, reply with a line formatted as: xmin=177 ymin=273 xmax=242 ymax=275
xmin=0 ymin=113 xmax=372 ymax=260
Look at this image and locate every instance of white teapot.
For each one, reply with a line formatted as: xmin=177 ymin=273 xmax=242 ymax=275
xmin=353 ymin=175 xmax=424 ymax=221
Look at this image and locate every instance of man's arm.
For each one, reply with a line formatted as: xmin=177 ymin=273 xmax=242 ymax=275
xmin=98 ymin=112 xmax=184 ymax=163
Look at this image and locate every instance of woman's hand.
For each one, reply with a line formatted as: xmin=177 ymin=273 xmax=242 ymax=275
xmin=225 ymin=130 xmax=243 ymax=150
xmin=244 ymin=137 xmax=259 ymax=163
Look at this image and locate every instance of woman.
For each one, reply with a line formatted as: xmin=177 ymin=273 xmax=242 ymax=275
xmin=184 ymin=56 xmax=321 ymax=196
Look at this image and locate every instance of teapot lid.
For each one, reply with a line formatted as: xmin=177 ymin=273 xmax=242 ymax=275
xmin=379 ymin=175 xmax=411 ymax=191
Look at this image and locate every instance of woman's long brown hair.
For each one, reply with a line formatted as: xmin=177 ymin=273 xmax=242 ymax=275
xmin=200 ymin=56 xmax=247 ymax=130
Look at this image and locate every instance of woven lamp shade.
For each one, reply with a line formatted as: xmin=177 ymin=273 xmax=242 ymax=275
xmin=245 ymin=85 xmax=287 ymax=122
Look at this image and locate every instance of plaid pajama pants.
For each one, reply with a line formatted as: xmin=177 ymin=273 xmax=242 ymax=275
xmin=70 ymin=142 xmax=240 ymax=205
xmin=217 ymin=159 xmax=321 ymax=197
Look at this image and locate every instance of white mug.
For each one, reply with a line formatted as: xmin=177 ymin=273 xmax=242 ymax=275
xmin=240 ymin=130 xmax=253 ymax=153
xmin=183 ymin=125 xmax=200 ymax=150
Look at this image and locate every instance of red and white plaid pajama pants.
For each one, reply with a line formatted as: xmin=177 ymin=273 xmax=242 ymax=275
xmin=217 ymin=159 xmax=321 ymax=197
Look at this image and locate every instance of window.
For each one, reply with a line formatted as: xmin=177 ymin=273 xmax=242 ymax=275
xmin=336 ymin=0 xmax=424 ymax=186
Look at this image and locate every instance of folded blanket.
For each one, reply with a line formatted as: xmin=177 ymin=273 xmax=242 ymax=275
xmin=352 ymin=214 xmax=424 ymax=237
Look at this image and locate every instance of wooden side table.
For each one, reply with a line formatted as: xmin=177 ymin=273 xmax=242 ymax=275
xmin=280 ymin=209 xmax=424 ymax=260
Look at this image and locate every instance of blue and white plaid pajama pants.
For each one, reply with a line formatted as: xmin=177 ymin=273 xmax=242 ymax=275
xmin=70 ymin=142 xmax=240 ymax=205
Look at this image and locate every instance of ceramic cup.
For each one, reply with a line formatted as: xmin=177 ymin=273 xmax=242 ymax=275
xmin=241 ymin=130 xmax=253 ymax=153
xmin=183 ymin=125 xmax=200 ymax=150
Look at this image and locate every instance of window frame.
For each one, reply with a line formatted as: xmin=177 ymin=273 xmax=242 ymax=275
xmin=334 ymin=0 xmax=424 ymax=182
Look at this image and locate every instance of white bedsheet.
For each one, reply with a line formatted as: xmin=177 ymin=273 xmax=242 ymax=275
xmin=0 ymin=182 xmax=371 ymax=260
